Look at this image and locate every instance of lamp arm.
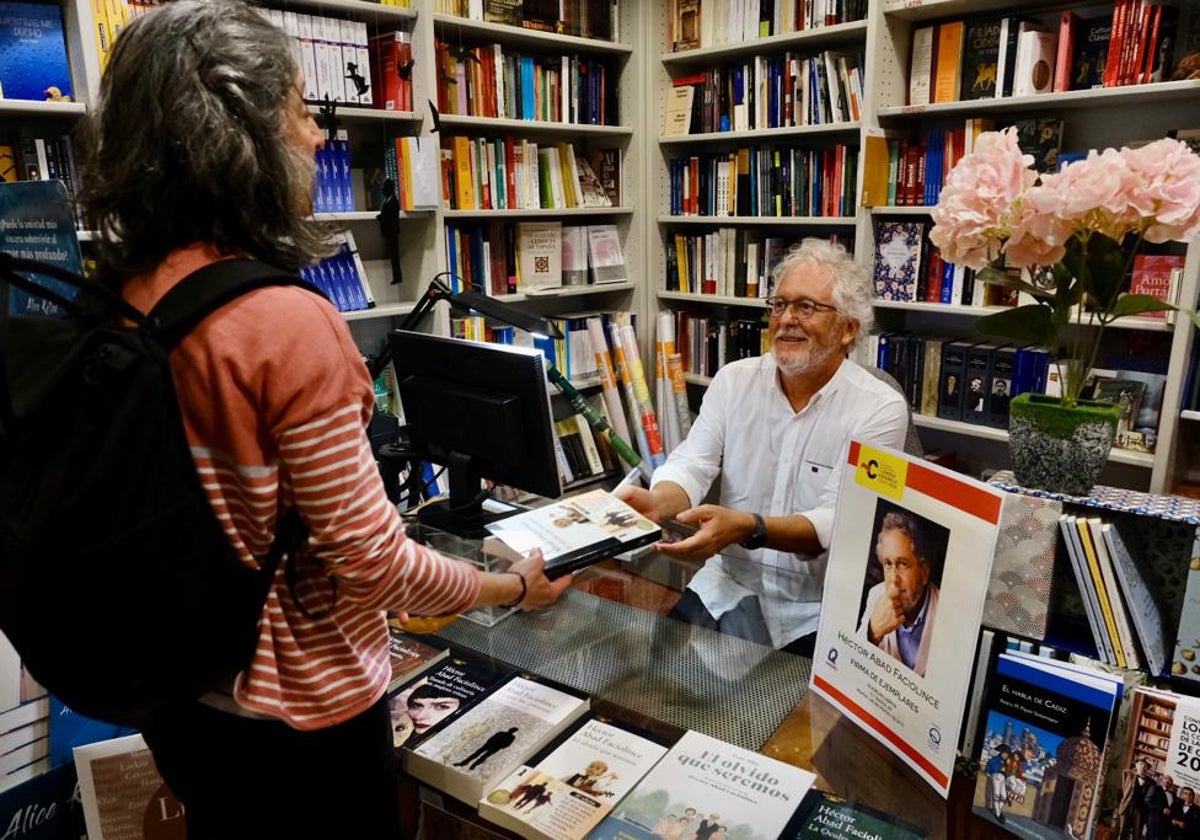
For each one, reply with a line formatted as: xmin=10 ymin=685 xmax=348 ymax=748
xmin=367 ymin=274 xmax=457 ymax=380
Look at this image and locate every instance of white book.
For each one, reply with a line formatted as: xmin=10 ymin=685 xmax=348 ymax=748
xmin=591 ymin=729 xmax=816 ymax=840
xmin=561 ymin=225 xmax=589 ymax=287
xmin=405 ymin=675 xmax=590 ymax=805
xmin=587 ymin=224 xmax=627 ymax=285
xmin=1103 ymin=521 xmax=1167 ymax=677
xmin=1085 ymin=517 xmax=1140 ymax=670
xmin=480 ymin=717 xmax=670 ymax=840
xmin=1059 ymin=514 xmax=1114 ymax=665
xmin=516 ymin=220 xmax=563 ymax=290
xmin=1012 ymin=29 xmax=1058 ymax=96
xmin=909 ymin=26 xmax=935 ymax=106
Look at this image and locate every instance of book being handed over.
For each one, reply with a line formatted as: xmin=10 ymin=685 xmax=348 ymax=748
xmin=484 ymin=489 xmax=661 ymax=579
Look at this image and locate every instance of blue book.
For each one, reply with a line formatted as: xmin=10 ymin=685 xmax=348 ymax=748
xmin=0 ymin=180 xmax=83 ymax=317
xmin=47 ymin=695 xmax=136 ymax=770
xmin=0 ymin=2 xmax=71 ymax=101
xmin=0 ymin=761 xmax=86 ymax=838
xmin=972 ymin=652 xmax=1122 ymax=837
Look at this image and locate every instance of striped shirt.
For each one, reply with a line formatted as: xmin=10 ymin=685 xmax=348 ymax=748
xmin=124 ymin=244 xmax=480 ymax=730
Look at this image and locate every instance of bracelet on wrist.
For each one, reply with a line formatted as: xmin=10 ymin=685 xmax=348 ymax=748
xmin=502 ymin=570 xmax=527 ymax=609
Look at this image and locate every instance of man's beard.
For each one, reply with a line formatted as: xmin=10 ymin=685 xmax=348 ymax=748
xmin=772 ymin=330 xmax=841 ymax=376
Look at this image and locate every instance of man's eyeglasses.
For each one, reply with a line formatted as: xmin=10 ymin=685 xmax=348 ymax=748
xmin=764 ymin=296 xmax=840 ymax=319
xmin=880 ymin=559 xmax=916 ymax=574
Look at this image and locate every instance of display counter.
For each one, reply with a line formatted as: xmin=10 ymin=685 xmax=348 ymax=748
xmin=411 ymin=550 xmax=1011 ymax=840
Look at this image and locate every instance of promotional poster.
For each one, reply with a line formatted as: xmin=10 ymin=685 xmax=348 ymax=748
xmin=810 ymin=440 xmax=1005 ymax=797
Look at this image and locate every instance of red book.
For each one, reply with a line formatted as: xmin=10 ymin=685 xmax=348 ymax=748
xmin=1130 ymin=254 xmax=1186 ymax=318
xmin=371 ymin=31 xmax=413 ymax=111
xmin=1054 ymin=11 xmax=1078 ymax=91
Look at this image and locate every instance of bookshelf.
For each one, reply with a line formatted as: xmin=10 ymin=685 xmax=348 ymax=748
xmin=6 ymin=0 xmax=1200 ymax=493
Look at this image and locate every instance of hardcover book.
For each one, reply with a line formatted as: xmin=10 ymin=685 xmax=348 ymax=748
xmin=1130 ymin=254 xmax=1186 ymax=321
xmin=484 ymin=488 xmax=661 ymax=579
xmin=1071 ymin=16 xmax=1111 ymax=89
xmin=937 ymin=339 xmax=975 ymax=421
xmin=1172 ymin=528 xmax=1200 ymax=683
xmin=389 ymin=653 xmax=516 ymax=751
xmin=1102 ymin=519 xmax=1167 ymax=677
xmin=0 ymin=2 xmax=71 ymax=101
xmin=516 ymin=220 xmax=563 ymax=290
xmin=403 ymin=673 xmax=590 ymax=805
xmin=478 ymin=716 xmax=672 ymax=840
xmin=1012 ymin=28 xmax=1058 ymax=96
xmin=384 ymin=625 xmax=451 ymax=693
xmin=871 ymin=221 xmax=926 ymax=302
xmin=586 ymin=224 xmax=627 ymax=285
xmin=589 ymin=729 xmax=816 ymax=840
xmin=960 ymin=17 xmax=1002 ymax=100
xmin=970 ymin=652 xmax=1122 ymax=838
xmin=984 ymin=493 xmax=1062 ymax=640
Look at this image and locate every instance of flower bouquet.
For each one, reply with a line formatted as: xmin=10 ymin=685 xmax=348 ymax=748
xmin=929 ymin=127 xmax=1200 ymax=493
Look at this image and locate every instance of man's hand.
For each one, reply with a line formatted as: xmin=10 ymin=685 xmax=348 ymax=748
xmin=867 ymin=587 xmax=906 ymax=644
xmin=613 ymin=485 xmax=664 ymax=523
xmin=506 ymin=548 xmax=572 ymax=610
xmin=653 ymin=505 xmax=754 ymax=564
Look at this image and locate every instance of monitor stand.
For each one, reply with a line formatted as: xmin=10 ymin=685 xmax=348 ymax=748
xmin=415 ymin=456 xmax=517 ymax=540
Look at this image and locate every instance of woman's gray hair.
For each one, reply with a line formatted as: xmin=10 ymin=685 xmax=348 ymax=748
xmin=770 ymin=238 xmax=874 ymax=346
xmin=78 ymin=0 xmax=334 ymax=285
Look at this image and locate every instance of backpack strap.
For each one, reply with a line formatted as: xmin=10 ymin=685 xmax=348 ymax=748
xmin=148 ymin=258 xmax=323 ymax=349
xmin=148 ymin=257 xmax=336 ymax=617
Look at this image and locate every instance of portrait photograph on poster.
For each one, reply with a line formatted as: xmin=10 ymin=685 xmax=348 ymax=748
xmin=810 ymin=440 xmax=1005 ymax=798
xmin=855 ymin=500 xmax=951 ymax=680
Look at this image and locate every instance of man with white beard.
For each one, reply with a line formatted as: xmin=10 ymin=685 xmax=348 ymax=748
xmin=617 ymin=238 xmax=908 ymax=655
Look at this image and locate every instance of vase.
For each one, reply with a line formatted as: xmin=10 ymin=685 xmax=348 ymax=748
xmin=1007 ymin=394 xmax=1121 ymax=497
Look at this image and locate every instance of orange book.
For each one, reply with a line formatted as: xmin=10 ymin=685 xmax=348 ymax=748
xmin=932 ymin=21 xmax=966 ymax=103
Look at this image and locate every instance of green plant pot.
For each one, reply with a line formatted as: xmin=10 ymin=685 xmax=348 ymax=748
xmin=1007 ymin=393 xmax=1121 ymax=496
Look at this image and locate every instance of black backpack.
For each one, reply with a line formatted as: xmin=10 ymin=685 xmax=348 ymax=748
xmin=0 ymin=254 xmax=320 ymax=727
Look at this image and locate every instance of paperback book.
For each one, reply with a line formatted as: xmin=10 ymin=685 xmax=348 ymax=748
xmin=0 ymin=2 xmax=72 ymax=101
xmin=384 ymin=624 xmax=451 ymax=692
xmin=389 ymin=653 xmax=516 ymax=751
xmin=73 ymin=733 xmax=184 ymax=840
xmin=478 ymin=716 xmax=672 ymax=840
xmin=403 ymin=673 xmax=590 ymax=805
xmin=0 ymin=180 xmax=83 ymax=317
xmin=782 ymin=789 xmax=927 ymax=839
xmin=484 ymin=489 xmax=661 ymax=579
xmin=589 ymin=728 xmax=817 ymax=840
xmin=970 ymin=652 xmax=1123 ymax=838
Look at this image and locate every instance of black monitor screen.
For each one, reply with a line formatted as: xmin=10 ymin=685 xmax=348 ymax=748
xmin=389 ymin=330 xmax=562 ymax=537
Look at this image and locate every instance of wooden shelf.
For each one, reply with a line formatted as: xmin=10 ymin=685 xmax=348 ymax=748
xmin=0 ymin=99 xmax=86 ymax=117
xmin=869 ymin=206 xmax=934 ymax=216
xmin=283 ymin=0 xmax=416 ymax=21
xmin=312 ymin=210 xmax=432 ymax=222
xmin=305 ymin=104 xmax=421 ymax=125
xmin=493 ymin=282 xmax=636 ymax=302
xmin=660 ymin=122 xmax=860 ymax=144
xmin=661 ymin=20 xmax=868 ymax=66
xmin=437 ymin=114 xmax=632 ymax=138
xmin=913 ymin=415 xmax=1156 ymax=467
xmin=431 ymin=13 xmax=631 ymax=55
xmin=658 ymin=291 xmax=769 ymax=308
xmin=878 ymin=80 xmax=1200 ymax=119
xmin=342 ymin=301 xmax=418 ymax=322
xmin=444 ymin=207 xmax=634 ymax=219
xmin=657 ymin=215 xmax=856 ymax=227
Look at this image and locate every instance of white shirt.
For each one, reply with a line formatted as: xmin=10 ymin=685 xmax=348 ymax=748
xmin=652 ymin=354 xmax=909 ymax=647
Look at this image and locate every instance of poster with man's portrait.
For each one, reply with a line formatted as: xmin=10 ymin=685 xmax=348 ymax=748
xmin=810 ymin=440 xmax=1005 ymax=798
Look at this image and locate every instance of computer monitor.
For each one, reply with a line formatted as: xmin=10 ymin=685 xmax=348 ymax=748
xmin=388 ymin=330 xmax=562 ymax=538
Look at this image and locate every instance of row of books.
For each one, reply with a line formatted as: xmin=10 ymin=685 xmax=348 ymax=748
xmin=871 ymin=220 xmax=994 ymax=306
xmin=435 ymin=0 xmax=618 ymax=42
xmin=298 ymin=233 xmax=376 ymax=314
xmin=667 ymin=49 xmax=864 ymax=136
xmin=313 ymin=132 xmax=354 ymax=215
xmin=666 ymin=143 xmax=859 ymax=218
xmin=673 ymin=311 xmax=769 ymax=378
xmin=862 ymin=117 xmax=1063 ymax=209
xmin=440 ymin=136 xmax=619 ymax=212
xmin=435 ymin=40 xmax=618 ymax=126
xmin=259 ymin=7 xmax=383 ymax=108
xmin=664 ymin=230 xmax=852 ymax=299
xmin=384 ymin=627 xmax=821 ymax=840
xmin=668 ymin=0 xmax=867 ymax=52
xmin=0 ymin=632 xmax=49 ymax=796
xmin=0 ymin=133 xmax=81 ymax=215
xmin=444 ymin=220 xmax=627 ymax=295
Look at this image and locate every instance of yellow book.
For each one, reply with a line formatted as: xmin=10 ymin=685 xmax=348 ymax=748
xmin=860 ymin=129 xmax=893 ymax=208
xmin=1075 ymin=515 xmax=1126 ymax=668
xmin=932 ymin=21 xmax=965 ymax=104
xmin=91 ymin=0 xmax=112 ymax=73
xmin=397 ymin=137 xmax=415 ymax=210
xmin=451 ymin=135 xmax=475 ymax=210
xmin=0 ymin=146 xmax=17 ymax=182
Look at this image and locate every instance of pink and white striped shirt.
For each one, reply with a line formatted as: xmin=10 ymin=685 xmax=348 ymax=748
xmin=124 ymin=244 xmax=480 ymax=730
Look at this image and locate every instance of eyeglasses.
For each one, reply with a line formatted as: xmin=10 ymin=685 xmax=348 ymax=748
xmin=764 ymin=296 xmax=840 ymax=319
xmin=880 ymin=559 xmax=917 ymax=574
